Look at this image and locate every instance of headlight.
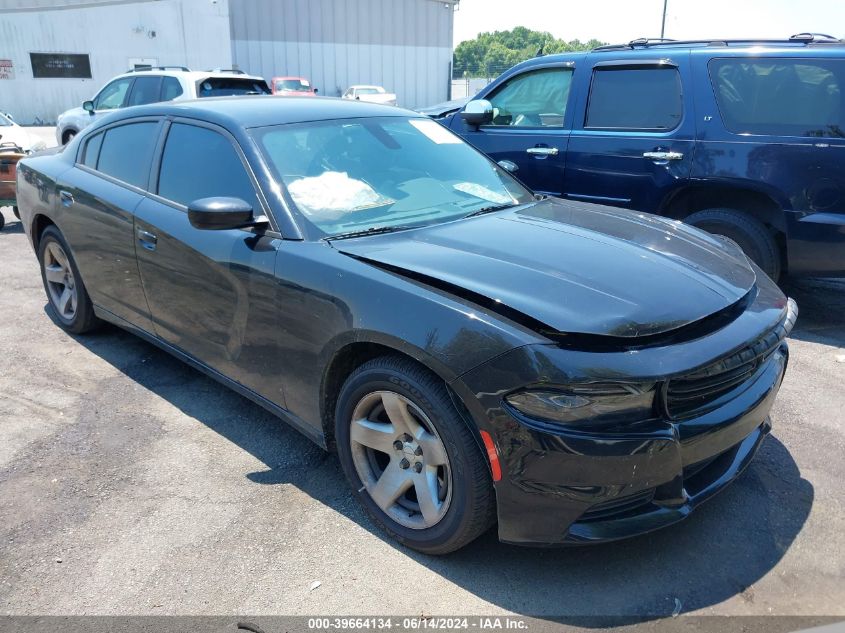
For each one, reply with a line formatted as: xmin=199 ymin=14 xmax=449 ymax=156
xmin=504 ymin=383 xmax=656 ymax=427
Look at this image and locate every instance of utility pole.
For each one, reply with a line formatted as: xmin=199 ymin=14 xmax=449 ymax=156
xmin=661 ymin=0 xmax=668 ymax=39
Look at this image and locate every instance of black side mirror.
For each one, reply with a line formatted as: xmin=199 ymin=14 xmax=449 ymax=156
xmin=461 ymin=99 xmax=493 ymax=128
xmin=188 ymin=197 xmax=255 ymax=230
xmin=313 ymin=88 xmax=318 ymax=94
xmin=83 ymin=101 xmax=95 ymax=114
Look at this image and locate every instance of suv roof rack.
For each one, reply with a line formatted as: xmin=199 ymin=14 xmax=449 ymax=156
xmin=593 ymin=34 xmax=844 ymax=51
xmin=206 ymin=68 xmax=246 ymax=74
xmin=127 ymin=65 xmax=191 ymax=72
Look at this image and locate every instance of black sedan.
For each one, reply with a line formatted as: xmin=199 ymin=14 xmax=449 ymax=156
xmin=17 ymin=97 xmax=797 ymax=554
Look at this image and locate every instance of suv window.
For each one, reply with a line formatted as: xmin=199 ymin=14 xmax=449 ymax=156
xmin=196 ymin=77 xmax=270 ymax=98
xmin=586 ymin=67 xmax=682 ymax=130
xmin=161 ymin=76 xmax=183 ymax=101
xmin=487 ymin=68 xmax=573 ymax=127
xmin=127 ymin=75 xmax=163 ymax=107
xmin=710 ymin=58 xmax=844 ymax=138
xmin=96 ymin=121 xmax=159 ymax=188
xmin=93 ymin=77 xmax=133 ymax=111
xmin=157 ymin=123 xmax=260 ymax=210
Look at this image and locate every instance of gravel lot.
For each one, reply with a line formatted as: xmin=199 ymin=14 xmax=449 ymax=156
xmin=1 ymin=148 xmax=844 ymax=620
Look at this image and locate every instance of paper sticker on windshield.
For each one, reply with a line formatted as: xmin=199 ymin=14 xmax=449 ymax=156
xmin=409 ymin=118 xmax=462 ymax=144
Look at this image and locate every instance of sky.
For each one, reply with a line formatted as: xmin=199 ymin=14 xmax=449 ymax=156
xmin=452 ymin=0 xmax=845 ymax=46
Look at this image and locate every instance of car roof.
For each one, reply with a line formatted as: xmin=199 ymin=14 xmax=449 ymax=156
xmin=272 ymin=76 xmax=309 ymax=81
xmin=104 ymin=95 xmax=417 ymax=129
xmin=349 ymin=85 xmax=383 ymax=90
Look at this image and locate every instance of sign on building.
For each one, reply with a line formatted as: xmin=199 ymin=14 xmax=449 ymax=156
xmin=30 ymin=53 xmax=92 ymax=79
xmin=0 ymin=60 xmax=13 ymax=80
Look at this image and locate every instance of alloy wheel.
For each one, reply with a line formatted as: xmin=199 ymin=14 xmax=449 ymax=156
xmin=43 ymin=241 xmax=78 ymax=320
xmin=349 ymin=390 xmax=452 ymax=529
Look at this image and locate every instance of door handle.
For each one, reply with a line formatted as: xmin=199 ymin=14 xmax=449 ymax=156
xmin=137 ymin=228 xmax=157 ymax=251
xmin=643 ymin=151 xmax=684 ymax=161
xmin=527 ymin=146 xmax=559 ymax=156
xmin=59 ymin=190 xmax=74 ymax=207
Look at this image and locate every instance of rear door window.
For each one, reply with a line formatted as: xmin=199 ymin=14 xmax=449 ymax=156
xmin=126 ymin=75 xmax=163 ymax=106
xmin=710 ymin=58 xmax=844 ymax=138
xmin=487 ymin=67 xmax=573 ymax=127
xmin=81 ymin=132 xmax=103 ymax=168
xmin=156 ymin=123 xmax=260 ymax=210
xmin=196 ymin=77 xmax=270 ymax=97
xmin=161 ymin=76 xmax=183 ymax=101
xmin=585 ymin=66 xmax=683 ymax=130
xmin=96 ymin=121 xmax=159 ymax=188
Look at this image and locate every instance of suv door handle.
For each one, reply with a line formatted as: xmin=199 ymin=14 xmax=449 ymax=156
xmin=527 ymin=146 xmax=559 ymax=156
xmin=137 ymin=229 xmax=157 ymax=251
xmin=643 ymin=151 xmax=684 ymax=161
xmin=59 ymin=190 xmax=74 ymax=207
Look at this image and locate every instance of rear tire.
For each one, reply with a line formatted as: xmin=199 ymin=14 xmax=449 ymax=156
xmin=686 ymin=208 xmax=781 ymax=281
xmin=61 ymin=130 xmax=76 ymax=145
xmin=335 ymin=355 xmax=495 ymax=554
xmin=38 ymin=226 xmax=101 ymax=334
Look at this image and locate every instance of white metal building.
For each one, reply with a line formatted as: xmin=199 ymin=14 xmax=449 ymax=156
xmin=0 ymin=0 xmax=458 ymax=124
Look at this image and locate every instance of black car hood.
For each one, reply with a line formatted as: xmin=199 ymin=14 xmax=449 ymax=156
xmin=335 ymin=198 xmax=757 ymax=339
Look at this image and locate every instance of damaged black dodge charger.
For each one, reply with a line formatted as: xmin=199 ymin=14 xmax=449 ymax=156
xmin=17 ymin=97 xmax=797 ymax=554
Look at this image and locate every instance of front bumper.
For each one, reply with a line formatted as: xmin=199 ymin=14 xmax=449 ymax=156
xmin=454 ymin=291 xmax=795 ymax=546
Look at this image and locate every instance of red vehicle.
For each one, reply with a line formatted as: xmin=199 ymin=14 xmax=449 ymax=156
xmin=271 ymin=76 xmax=317 ymax=96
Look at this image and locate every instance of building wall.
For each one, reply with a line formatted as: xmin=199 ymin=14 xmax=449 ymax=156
xmin=230 ymin=0 xmax=457 ymax=109
xmin=0 ymin=0 xmax=233 ymax=123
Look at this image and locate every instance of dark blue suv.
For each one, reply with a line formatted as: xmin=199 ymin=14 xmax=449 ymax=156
xmin=442 ymin=34 xmax=845 ymax=280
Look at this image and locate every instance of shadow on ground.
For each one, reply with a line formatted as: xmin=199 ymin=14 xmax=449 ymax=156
xmin=50 ymin=276 xmax=824 ymax=620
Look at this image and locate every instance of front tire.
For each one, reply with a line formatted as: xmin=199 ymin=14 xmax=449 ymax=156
xmin=38 ymin=226 xmax=100 ymax=334
xmin=335 ymin=355 xmax=495 ymax=554
xmin=685 ymin=208 xmax=781 ymax=281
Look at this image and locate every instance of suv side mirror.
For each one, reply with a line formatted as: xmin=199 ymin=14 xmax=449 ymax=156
xmin=83 ymin=101 xmax=95 ymax=114
xmin=188 ymin=197 xmax=254 ymax=230
xmin=461 ymin=99 xmax=493 ymax=128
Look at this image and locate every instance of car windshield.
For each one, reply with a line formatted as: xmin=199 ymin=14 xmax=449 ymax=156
xmin=198 ymin=77 xmax=270 ymax=97
xmin=357 ymin=87 xmax=383 ymax=95
xmin=252 ymin=116 xmax=534 ymax=237
xmin=276 ymin=79 xmax=310 ymax=91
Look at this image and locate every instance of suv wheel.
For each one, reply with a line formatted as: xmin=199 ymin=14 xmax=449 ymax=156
xmin=38 ymin=226 xmax=101 ymax=334
xmin=686 ymin=208 xmax=781 ymax=281
xmin=335 ymin=355 xmax=496 ymax=554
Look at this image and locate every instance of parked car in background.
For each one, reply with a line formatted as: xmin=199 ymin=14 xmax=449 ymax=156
xmin=1 ymin=112 xmax=48 ymax=154
xmin=342 ymin=85 xmax=397 ymax=106
xmin=55 ymin=67 xmax=270 ymax=145
xmin=444 ymin=34 xmax=845 ymax=280
xmin=271 ymin=76 xmax=317 ymax=96
xmin=18 ymin=96 xmax=795 ymax=553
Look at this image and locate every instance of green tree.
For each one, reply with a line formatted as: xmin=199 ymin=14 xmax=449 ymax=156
xmin=454 ymin=27 xmax=605 ymax=78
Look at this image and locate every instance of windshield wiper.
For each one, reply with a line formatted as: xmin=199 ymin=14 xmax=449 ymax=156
xmin=463 ymin=203 xmax=516 ymax=219
xmin=326 ymin=226 xmax=406 ymax=241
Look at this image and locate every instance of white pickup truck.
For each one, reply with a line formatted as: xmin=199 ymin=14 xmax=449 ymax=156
xmin=341 ymin=85 xmax=397 ymax=106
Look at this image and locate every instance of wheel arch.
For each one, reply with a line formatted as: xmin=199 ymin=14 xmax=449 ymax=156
xmin=319 ymin=333 xmax=466 ymax=452
xmin=31 ymin=213 xmax=57 ymax=250
xmin=660 ymin=183 xmax=787 ymax=233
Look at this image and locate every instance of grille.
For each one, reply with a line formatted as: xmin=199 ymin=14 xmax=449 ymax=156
xmin=665 ymin=325 xmax=787 ymax=420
